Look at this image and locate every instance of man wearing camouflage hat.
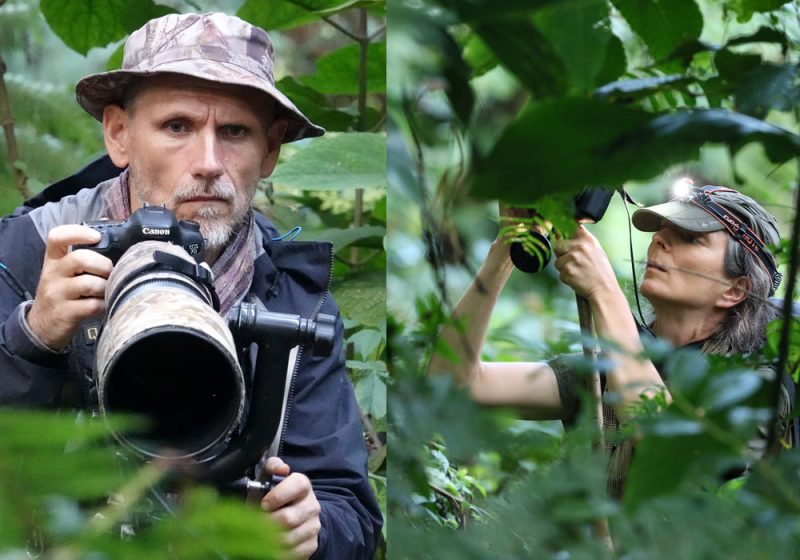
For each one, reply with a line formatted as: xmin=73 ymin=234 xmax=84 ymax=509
xmin=0 ymin=12 xmax=381 ymax=559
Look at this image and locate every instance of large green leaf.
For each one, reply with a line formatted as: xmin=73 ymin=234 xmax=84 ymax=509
xmin=238 ymin=0 xmax=319 ymax=32
xmin=735 ymin=63 xmax=798 ymax=119
xmin=472 ymin=99 xmax=800 ymax=203
xmin=275 ymin=77 xmax=356 ymax=131
xmin=40 ymin=0 xmax=175 ymax=55
xmin=270 ymin=132 xmax=386 ymax=190
xmin=534 ymin=0 xmax=620 ymax=93
xmin=301 ymin=42 xmax=386 ymax=95
xmin=624 ymin=432 xmax=729 ymax=512
xmin=437 ymin=0 xmax=565 ymax=22
xmin=473 ymin=18 xmax=567 ymax=99
xmin=333 ymin=268 xmax=385 ymax=327
xmin=239 ymin=0 xmax=381 ymax=30
xmin=612 ymin=0 xmax=703 ymax=62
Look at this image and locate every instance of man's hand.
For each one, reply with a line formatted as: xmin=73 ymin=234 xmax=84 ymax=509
xmin=261 ymin=457 xmax=321 ymax=560
xmin=27 ymin=225 xmax=112 ymax=351
xmin=553 ymin=225 xmax=617 ymax=301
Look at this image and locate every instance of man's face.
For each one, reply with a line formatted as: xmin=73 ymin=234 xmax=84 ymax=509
xmin=104 ymin=76 xmax=286 ymax=252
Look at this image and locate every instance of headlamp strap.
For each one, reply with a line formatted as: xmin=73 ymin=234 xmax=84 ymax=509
xmin=688 ymin=186 xmax=782 ymax=292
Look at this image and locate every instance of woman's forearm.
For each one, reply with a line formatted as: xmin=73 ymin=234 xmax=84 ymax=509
xmin=427 ymin=239 xmax=515 ymax=384
xmin=588 ymin=287 xmax=672 ymax=417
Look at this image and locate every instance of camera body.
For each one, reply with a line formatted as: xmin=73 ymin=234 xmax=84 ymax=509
xmin=78 ymin=204 xmax=205 ymax=263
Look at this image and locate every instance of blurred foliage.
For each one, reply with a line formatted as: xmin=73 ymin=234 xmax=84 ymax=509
xmin=388 ymin=0 xmax=800 ymax=557
xmin=0 ymin=0 xmax=385 ymax=556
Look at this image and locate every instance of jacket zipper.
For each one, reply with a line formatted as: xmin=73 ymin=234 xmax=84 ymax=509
xmin=277 ymin=243 xmax=334 ymax=459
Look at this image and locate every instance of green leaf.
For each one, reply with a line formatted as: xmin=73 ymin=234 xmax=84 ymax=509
xmin=472 ymin=18 xmax=567 ymax=99
xmin=333 ymin=268 xmax=385 ymax=327
xmin=612 ymin=0 xmax=703 ymax=62
xmin=624 ymin=432 xmax=728 ymax=512
xmin=105 ymin=42 xmax=125 ymax=71
xmin=301 ymin=42 xmax=386 ymax=95
xmin=437 ymin=0 xmax=567 ymax=22
xmin=462 ymin=33 xmax=498 ymax=78
xmin=735 ymin=63 xmax=798 ymax=119
xmin=728 ymin=0 xmax=788 ymax=22
xmin=701 ymin=370 xmax=763 ymax=411
xmin=533 ymin=0 xmax=617 ymax=93
xmin=715 ymin=50 xmax=763 ymax=85
xmin=237 ymin=0 xmax=319 ymax=31
xmin=471 ymin=99 xmax=800 ymax=203
xmin=595 ymin=74 xmax=692 ymax=102
xmin=40 ymin=0 xmax=175 ymax=55
xmin=726 ymin=26 xmax=790 ymax=48
xmin=355 ymin=370 xmax=387 ymax=419
xmin=311 ymin=225 xmax=385 ymax=252
xmin=347 ymin=328 xmax=385 ymax=359
xmin=238 ymin=0 xmax=381 ymax=30
xmin=270 ymin=132 xmax=386 ymax=190
xmin=275 ymin=77 xmax=356 ymax=131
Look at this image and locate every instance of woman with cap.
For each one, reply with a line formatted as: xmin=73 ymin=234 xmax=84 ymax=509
xmin=428 ymin=185 xmax=788 ymax=498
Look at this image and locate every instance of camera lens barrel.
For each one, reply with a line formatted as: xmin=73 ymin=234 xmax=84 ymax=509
xmin=509 ymin=230 xmax=552 ymax=273
xmin=96 ymin=241 xmax=246 ymax=461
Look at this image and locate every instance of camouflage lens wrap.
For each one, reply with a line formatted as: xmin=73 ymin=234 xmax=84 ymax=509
xmin=96 ymin=241 xmax=246 ymax=461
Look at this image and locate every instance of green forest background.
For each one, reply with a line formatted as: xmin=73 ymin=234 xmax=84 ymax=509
xmin=4 ymin=0 xmax=800 ymax=558
xmin=388 ymin=0 xmax=800 ymax=558
xmin=0 ymin=0 xmax=385 ymax=558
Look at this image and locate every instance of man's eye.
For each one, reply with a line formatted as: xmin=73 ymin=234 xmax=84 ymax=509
xmin=165 ymin=121 xmax=186 ymax=134
xmin=223 ymin=125 xmax=248 ymax=138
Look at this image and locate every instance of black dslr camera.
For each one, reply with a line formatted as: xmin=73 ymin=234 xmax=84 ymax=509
xmin=78 ymin=204 xmax=205 ymax=263
xmin=509 ymin=188 xmax=615 ymax=273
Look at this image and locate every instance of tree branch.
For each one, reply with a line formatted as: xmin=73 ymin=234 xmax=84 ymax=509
xmin=0 ymin=54 xmax=31 ymax=200
xmin=322 ymin=15 xmax=361 ymax=42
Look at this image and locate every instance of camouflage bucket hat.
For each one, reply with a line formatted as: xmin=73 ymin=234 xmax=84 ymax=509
xmin=75 ymin=12 xmax=324 ymax=143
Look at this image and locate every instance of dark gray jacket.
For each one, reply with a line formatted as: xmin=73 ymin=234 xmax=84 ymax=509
xmin=0 ymin=164 xmax=381 ymax=558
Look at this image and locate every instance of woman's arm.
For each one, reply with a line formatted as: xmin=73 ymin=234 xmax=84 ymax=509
xmin=553 ymin=226 xmax=671 ymax=418
xmin=427 ymin=234 xmax=566 ymax=420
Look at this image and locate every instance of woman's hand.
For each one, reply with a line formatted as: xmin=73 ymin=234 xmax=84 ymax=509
xmin=553 ymin=225 xmax=618 ymax=301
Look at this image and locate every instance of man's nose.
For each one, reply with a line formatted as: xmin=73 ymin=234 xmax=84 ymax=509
xmin=191 ymin=130 xmax=224 ymax=179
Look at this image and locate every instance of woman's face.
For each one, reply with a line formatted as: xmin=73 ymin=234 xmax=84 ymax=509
xmin=640 ymin=221 xmax=733 ymax=311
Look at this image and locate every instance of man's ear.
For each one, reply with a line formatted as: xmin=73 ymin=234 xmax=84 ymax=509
xmin=103 ymin=105 xmax=131 ymax=168
xmin=260 ymin=119 xmax=289 ymax=178
xmin=717 ymin=276 xmax=749 ymax=309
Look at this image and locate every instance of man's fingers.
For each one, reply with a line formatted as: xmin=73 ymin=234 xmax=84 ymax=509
xmin=64 ymin=274 xmax=108 ymax=300
xmin=262 ymin=473 xmax=312 ymax=513
xmin=283 ymin=517 xmax=322 ymax=548
xmin=64 ymin=250 xmax=114 ymax=279
xmin=44 ymin=225 xmax=102 ymax=260
xmin=264 ymin=456 xmax=291 ymax=477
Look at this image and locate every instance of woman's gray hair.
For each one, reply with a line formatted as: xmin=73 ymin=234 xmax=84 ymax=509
xmin=702 ymin=189 xmax=782 ymax=355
